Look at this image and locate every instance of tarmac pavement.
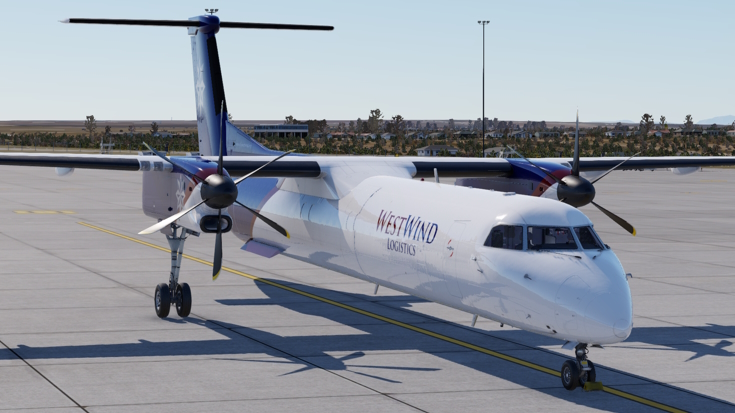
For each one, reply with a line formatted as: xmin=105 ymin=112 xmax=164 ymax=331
xmin=1 ymin=165 xmax=734 ymax=412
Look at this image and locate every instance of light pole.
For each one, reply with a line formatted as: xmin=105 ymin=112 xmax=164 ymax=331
xmin=478 ymin=20 xmax=489 ymax=157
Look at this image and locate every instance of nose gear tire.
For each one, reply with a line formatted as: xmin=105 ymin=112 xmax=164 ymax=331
xmin=561 ymin=360 xmax=579 ymax=391
xmin=154 ymin=283 xmax=171 ymax=318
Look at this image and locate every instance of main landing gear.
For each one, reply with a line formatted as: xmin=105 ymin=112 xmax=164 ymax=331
xmin=560 ymin=343 xmax=599 ymax=391
xmin=154 ymin=224 xmax=197 ymax=318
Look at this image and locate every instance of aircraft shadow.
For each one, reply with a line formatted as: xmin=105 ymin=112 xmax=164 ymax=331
xmin=2 ymin=279 xmax=734 ymax=412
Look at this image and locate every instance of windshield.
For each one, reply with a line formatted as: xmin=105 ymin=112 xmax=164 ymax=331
xmin=574 ymin=226 xmax=604 ymax=249
xmin=527 ymin=227 xmax=579 ymax=250
xmin=485 ymin=225 xmax=524 ymax=250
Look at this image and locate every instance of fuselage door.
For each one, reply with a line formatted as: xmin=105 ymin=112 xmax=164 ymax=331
xmin=441 ymin=221 xmax=468 ymax=298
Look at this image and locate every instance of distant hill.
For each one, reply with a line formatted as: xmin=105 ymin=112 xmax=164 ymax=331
xmin=697 ymin=115 xmax=735 ymax=125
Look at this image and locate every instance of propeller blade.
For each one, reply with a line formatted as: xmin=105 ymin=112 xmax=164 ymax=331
xmin=217 ymin=101 xmax=225 ymax=176
xmin=143 ymin=142 xmax=186 ymax=170
xmin=572 ymin=111 xmax=580 ymax=176
xmin=235 ymin=200 xmax=290 ymax=238
xmin=589 ymin=152 xmax=641 ymax=185
xmin=139 ymin=199 xmax=206 ymax=235
xmin=505 ymin=146 xmax=563 ymax=185
xmin=233 ymin=150 xmax=294 ymax=185
xmin=591 ymin=201 xmax=636 ymax=236
xmin=213 ymin=210 xmax=223 ymax=280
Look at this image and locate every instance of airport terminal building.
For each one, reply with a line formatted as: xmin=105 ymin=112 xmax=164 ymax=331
xmin=253 ymin=124 xmax=308 ymax=139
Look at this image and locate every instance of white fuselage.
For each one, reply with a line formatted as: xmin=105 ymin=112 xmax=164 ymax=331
xmin=228 ymin=175 xmax=633 ymax=346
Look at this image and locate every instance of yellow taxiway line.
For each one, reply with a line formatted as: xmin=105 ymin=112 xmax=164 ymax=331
xmin=78 ymin=221 xmax=688 ymax=413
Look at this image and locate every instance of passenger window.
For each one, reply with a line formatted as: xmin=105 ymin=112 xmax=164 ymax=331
xmin=527 ymin=227 xmax=578 ymax=250
xmin=485 ymin=225 xmax=523 ymax=250
xmin=574 ymin=226 xmax=604 ymax=249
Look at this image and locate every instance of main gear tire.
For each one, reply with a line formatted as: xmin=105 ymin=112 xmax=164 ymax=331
xmin=175 ymin=282 xmax=192 ymax=317
xmin=155 ymin=283 xmax=171 ymax=318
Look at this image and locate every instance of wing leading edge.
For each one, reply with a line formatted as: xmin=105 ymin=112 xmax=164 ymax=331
xmin=2 ymin=152 xmax=734 ymax=177
xmin=539 ymin=156 xmax=735 ymax=171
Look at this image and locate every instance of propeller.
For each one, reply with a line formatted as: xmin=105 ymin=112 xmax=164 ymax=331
xmin=139 ymin=102 xmax=292 ymax=279
xmin=508 ymin=111 xmax=639 ymax=236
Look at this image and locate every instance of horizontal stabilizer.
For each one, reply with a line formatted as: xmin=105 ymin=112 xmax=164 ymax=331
xmin=62 ymin=18 xmax=333 ymax=31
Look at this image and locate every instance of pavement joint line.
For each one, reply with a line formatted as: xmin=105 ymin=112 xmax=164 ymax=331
xmin=364 ymin=285 xmax=735 ymax=411
xmin=634 ymin=277 xmax=735 ymax=297
xmin=69 ymin=222 xmax=428 ymax=412
xmin=194 ymin=318 xmax=432 ymax=413
xmin=78 ymin=221 xmax=693 ymax=413
xmin=636 ymin=314 xmax=735 ymax=340
xmin=0 ymin=338 xmax=88 ymax=412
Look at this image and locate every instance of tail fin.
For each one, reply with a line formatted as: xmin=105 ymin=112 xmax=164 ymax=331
xmin=189 ymin=16 xmax=228 ymax=156
xmin=61 ymin=14 xmax=332 ymax=156
xmin=189 ymin=16 xmax=282 ymax=156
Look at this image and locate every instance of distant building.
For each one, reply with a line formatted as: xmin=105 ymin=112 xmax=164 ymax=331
xmin=253 ymin=124 xmax=308 ymax=139
xmin=534 ymin=131 xmax=560 ymax=139
xmin=510 ymin=131 xmax=531 ymax=138
xmin=605 ymin=130 xmax=631 ymax=138
xmin=406 ymin=131 xmax=425 ymax=140
xmin=453 ymin=130 xmax=477 ymax=138
xmin=416 ymin=145 xmax=458 ymax=157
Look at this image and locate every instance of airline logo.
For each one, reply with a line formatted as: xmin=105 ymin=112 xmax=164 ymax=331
xmin=376 ymin=210 xmax=439 ymax=244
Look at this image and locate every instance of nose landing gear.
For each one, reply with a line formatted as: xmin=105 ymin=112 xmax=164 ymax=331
xmin=561 ymin=343 xmax=599 ymax=391
xmin=153 ymin=224 xmax=198 ymax=319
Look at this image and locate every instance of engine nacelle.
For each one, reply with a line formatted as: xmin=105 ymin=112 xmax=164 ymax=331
xmin=199 ymin=215 xmax=233 ymax=233
xmin=176 ymin=182 xmax=233 ymax=234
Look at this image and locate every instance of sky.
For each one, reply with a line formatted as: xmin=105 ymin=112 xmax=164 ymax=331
xmin=1 ymin=0 xmax=733 ymax=124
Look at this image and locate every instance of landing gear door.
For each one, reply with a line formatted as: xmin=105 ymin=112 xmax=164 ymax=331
xmin=441 ymin=221 xmax=468 ymax=298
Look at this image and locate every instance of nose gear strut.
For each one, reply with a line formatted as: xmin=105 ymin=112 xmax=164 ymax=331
xmin=561 ymin=343 xmax=602 ymax=391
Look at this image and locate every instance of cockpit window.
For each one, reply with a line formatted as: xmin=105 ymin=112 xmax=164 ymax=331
xmin=527 ymin=227 xmax=578 ymax=250
xmin=485 ymin=225 xmax=523 ymax=250
xmin=574 ymin=226 xmax=604 ymax=249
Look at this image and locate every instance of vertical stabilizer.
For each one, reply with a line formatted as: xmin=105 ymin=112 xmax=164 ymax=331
xmin=189 ymin=15 xmax=227 ymax=156
xmin=189 ymin=15 xmax=281 ymax=156
xmin=62 ymin=15 xmax=331 ymax=156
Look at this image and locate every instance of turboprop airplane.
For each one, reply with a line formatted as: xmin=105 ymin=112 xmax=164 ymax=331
xmin=3 ymin=12 xmax=735 ymax=392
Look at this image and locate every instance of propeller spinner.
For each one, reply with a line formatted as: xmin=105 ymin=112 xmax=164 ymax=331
xmin=139 ymin=103 xmax=292 ymax=279
xmin=507 ymin=112 xmax=639 ymax=236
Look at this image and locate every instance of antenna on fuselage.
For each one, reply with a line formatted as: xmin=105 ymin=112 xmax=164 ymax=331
xmin=205 ymin=8 xmax=219 ymax=15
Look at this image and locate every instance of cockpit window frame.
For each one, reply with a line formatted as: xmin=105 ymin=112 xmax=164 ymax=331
xmin=485 ymin=224 xmax=525 ymax=250
xmin=485 ymin=224 xmax=604 ymax=252
xmin=573 ymin=225 xmax=606 ymax=250
xmin=526 ymin=226 xmax=581 ymax=251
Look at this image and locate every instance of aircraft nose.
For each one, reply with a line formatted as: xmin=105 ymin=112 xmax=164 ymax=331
xmin=583 ymin=278 xmax=633 ymax=343
xmin=613 ymin=317 xmax=632 ymax=339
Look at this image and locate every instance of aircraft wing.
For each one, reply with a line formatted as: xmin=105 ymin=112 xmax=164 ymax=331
xmin=537 ymin=156 xmax=735 ymax=171
xmin=0 ymin=153 xmax=142 ymax=171
xmin=2 ymin=152 xmax=733 ymax=177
